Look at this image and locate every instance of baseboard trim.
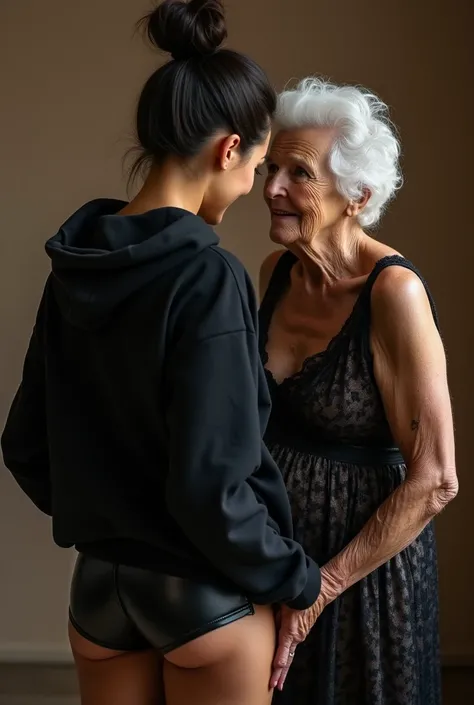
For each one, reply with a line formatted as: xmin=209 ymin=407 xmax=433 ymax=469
xmin=0 ymin=643 xmax=72 ymax=664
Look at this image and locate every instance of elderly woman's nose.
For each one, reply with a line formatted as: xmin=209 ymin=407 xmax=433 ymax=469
xmin=265 ymin=173 xmax=287 ymax=199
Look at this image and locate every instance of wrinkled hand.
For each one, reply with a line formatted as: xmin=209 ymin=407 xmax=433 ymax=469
xmin=270 ymin=598 xmax=322 ymax=691
xmin=271 ymin=569 xmax=340 ymax=691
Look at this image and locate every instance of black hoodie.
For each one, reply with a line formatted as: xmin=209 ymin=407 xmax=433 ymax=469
xmin=1 ymin=199 xmax=321 ymax=609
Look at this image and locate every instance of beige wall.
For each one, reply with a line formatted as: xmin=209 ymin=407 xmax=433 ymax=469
xmin=0 ymin=0 xmax=472 ymax=662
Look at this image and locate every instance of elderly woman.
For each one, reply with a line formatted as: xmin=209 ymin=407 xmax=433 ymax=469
xmin=259 ymin=78 xmax=458 ymax=705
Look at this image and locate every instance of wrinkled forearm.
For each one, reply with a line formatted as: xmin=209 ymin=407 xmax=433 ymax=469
xmin=322 ymin=471 xmax=457 ymax=598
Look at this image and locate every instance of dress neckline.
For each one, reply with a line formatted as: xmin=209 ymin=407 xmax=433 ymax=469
xmin=260 ymin=253 xmax=407 ymax=388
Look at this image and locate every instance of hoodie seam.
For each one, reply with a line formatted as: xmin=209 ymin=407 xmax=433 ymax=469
xmin=210 ymin=247 xmax=255 ymax=319
xmin=172 ymin=328 xmax=255 ymax=354
xmin=170 ymin=247 xmax=257 ymax=351
xmin=191 ymin=328 xmax=255 ymax=345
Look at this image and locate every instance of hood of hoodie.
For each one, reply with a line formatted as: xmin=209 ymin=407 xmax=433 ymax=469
xmin=45 ymin=199 xmax=219 ymax=330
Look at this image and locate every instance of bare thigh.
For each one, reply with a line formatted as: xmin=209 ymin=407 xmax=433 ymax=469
xmin=164 ymin=604 xmax=276 ymax=705
xmin=69 ymin=622 xmax=164 ymax=705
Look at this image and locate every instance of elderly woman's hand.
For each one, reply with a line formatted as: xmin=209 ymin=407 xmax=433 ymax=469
xmin=271 ymin=567 xmax=341 ymax=691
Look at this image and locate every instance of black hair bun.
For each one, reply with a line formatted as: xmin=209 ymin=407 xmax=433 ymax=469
xmin=143 ymin=0 xmax=227 ymax=61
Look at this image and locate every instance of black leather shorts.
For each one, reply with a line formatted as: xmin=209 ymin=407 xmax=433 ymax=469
xmin=69 ymin=553 xmax=255 ymax=654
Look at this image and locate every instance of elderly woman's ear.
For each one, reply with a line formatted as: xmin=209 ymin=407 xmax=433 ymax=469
xmin=346 ymin=188 xmax=371 ymax=217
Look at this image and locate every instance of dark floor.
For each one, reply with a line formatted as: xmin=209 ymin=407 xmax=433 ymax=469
xmin=0 ymin=664 xmax=472 ymax=704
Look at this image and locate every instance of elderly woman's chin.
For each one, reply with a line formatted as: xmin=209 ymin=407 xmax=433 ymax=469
xmin=269 ymin=216 xmax=300 ymax=245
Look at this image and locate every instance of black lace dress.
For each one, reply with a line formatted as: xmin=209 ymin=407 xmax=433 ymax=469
xmin=259 ymin=253 xmax=441 ymax=705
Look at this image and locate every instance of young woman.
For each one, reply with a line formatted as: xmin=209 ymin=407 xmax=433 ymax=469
xmin=1 ymin=2 xmax=321 ymax=704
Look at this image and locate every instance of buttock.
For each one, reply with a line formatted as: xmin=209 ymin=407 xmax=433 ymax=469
xmin=69 ymin=553 xmax=255 ymax=654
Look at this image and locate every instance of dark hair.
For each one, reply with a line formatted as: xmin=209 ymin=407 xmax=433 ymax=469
xmin=130 ymin=0 xmax=276 ymax=182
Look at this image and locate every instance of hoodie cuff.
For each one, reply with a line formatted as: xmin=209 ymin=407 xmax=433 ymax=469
xmin=286 ymin=557 xmax=321 ymax=610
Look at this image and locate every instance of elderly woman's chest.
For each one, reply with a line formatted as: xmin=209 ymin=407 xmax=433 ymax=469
xmin=264 ymin=290 xmax=357 ymax=385
xmin=269 ymin=329 xmax=393 ymax=445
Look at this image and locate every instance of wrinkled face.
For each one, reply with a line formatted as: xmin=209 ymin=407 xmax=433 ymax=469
xmin=264 ymin=127 xmax=349 ymax=245
xmin=200 ymin=132 xmax=271 ymax=225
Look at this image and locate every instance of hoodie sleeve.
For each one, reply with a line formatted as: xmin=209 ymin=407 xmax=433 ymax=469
xmin=1 ymin=305 xmax=52 ymax=516
xmin=165 ymin=325 xmax=321 ymax=609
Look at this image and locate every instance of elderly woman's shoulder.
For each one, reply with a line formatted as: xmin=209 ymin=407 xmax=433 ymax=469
xmin=259 ymin=250 xmax=286 ymax=300
xmin=370 ymin=262 xmax=434 ymax=330
xmin=364 ymin=239 xmax=428 ymax=306
xmin=372 ymin=262 xmax=426 ymax=297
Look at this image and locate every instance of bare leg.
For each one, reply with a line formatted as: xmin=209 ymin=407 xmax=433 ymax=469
xmin=164 ymin=604 xmax=275 ymax=705
xmin=69 ymin=622 xmax=165 ymax=705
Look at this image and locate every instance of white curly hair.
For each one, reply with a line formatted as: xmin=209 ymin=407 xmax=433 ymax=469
xmin=276 ymin=78 xmax=403 ymax=227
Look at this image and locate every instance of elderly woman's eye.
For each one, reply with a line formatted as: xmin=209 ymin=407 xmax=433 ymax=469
xmin=294 ymin=166 xmax=310 ymax=179
xmin=266 ymin=163 xmax=278 ymax=175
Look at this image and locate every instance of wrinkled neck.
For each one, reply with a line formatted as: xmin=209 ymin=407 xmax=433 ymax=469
xmin=289 ymin=222 xmax=366 ymax=290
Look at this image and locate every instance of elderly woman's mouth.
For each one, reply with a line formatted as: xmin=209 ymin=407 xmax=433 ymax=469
xmin=271 ymin=209 xmax=299 ymax=217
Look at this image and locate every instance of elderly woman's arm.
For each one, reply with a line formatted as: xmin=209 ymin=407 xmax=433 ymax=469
xmin=320 ymin=265 xmax=458 ymax=601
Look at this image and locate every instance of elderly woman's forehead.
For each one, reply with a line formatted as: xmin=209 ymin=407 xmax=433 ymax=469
xmin=271 ymin=127 xmax=335 ymax=156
